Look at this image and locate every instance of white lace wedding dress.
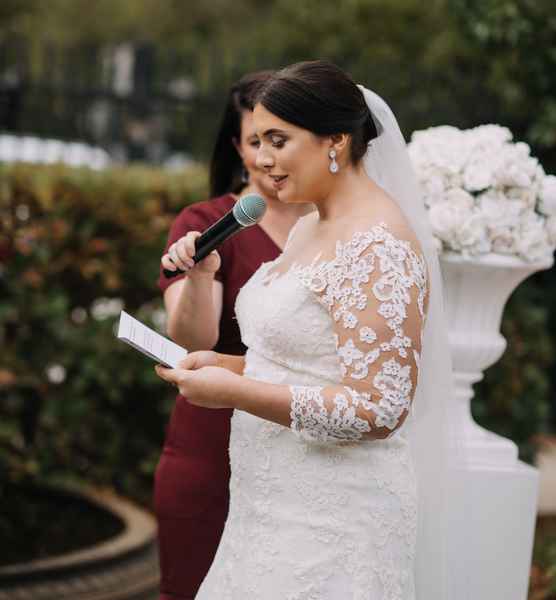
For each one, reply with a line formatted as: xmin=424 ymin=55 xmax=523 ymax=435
xmin=195 ymin=217 xmax=428 ymax=600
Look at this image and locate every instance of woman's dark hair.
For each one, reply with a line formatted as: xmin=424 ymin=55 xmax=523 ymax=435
xmin=254 ymin=60 xmax=379 ymax=165
xmin=209 ymin=70 xmax=274 ymax=197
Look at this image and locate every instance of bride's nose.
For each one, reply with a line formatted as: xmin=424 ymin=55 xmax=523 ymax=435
xmin=256 ymin=147 xmax=274 ymax=171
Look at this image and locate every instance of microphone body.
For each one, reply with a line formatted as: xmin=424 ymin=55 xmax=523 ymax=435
xmin=163 ymin=193 xmax=266 ymax=279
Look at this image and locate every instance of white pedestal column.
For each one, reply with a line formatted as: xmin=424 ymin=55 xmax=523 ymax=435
xmin=440 ymin=252 xmax=553 ymax=600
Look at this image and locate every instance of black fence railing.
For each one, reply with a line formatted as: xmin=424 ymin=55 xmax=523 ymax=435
xmin=0 ymin=38 xmax=228 ymax=164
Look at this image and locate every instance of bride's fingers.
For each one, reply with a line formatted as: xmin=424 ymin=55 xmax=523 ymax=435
xmin=155 ymin=365 xmax=188 ymax=386
xmin=177 ymin=355 xmax=198 ymax=370
xmin=154 ymin=364 xmax=173 ymax=382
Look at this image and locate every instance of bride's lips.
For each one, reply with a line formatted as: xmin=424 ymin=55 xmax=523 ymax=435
xmin=269 ymin=174 xmax=288 ymax=190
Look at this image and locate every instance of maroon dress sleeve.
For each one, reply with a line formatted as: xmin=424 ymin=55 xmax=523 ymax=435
xmin=154 ymin=194 xmax=282 ymax=600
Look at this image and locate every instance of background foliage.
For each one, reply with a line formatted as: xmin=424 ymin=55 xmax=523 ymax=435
xmin=0 ymin=163 xmax=206 ymax=505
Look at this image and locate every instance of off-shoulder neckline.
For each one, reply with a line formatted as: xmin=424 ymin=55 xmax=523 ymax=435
xmin=259 ymin=221 xmax=424 ymax=289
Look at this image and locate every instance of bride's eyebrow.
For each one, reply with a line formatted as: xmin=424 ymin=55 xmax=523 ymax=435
xmin=262 ymin=128 xmax=288 ymax=138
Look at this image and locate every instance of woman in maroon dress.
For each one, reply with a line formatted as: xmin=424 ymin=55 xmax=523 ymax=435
xmin=154 ymin=72 xmax=313 ymax=599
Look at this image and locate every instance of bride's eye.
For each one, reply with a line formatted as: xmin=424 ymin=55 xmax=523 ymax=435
xmin=271 ymin=135 xmax=286 ymax=148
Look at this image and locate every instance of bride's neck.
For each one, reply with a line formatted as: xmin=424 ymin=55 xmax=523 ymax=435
xmin=315 ymin=166 xmax=379 ymax=223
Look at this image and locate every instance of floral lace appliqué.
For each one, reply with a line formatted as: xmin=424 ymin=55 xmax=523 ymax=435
xmin=288 ymin=223 xmax=428 ymax=442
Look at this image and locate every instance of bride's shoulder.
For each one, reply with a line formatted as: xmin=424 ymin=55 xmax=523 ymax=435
xmin=295 ymin=208 xmax=319 ymax=230
xmin=340 ymin=203 xmax=423 ymax=258
xmin=282 ymin=209 xmax=318 ymax=252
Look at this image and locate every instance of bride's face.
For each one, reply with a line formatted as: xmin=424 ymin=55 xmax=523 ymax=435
xmin=253 ymin=103 xmax=331 ymax=204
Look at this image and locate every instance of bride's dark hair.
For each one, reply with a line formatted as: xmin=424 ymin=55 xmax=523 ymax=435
xmin=254 ymin=60 xmax=379 ymax=165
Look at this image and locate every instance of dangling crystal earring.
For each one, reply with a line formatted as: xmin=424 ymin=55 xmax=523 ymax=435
xmin=328 ymin=149 xmax=339 ymax=174
xmin=241 ymin=167 xmax=249 ymax=184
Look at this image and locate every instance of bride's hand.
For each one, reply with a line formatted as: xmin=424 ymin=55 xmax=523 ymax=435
xmin=176 ymin=350 xmax=220 ymax=370
xmin=161 ymin=231 xmax=221 ymax=278
xmin=155 ymin=353 xmax=241 ymax=409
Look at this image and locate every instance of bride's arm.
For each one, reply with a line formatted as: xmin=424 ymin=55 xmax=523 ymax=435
xmin=231 ymin=228 xmax=429 ymax=442
xmin=217 ymin=353 xmax=246 ymax=375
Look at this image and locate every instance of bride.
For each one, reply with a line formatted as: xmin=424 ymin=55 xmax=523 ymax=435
xmin=155 ymin=60 xmax=458 ymax=599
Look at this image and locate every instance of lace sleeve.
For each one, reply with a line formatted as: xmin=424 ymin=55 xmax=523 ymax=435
xmin=289 ymin=222 xmax=428 ymax=442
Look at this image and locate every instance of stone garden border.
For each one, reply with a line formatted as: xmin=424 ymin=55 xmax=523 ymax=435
xmin=0 ymin=485 xmax=159 ymax=600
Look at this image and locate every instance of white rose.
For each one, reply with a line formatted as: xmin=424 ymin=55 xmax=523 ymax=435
xmin=409 ymin=126 xmax=470 ymax=174
xmin=494 ymin=144 xmax=538 ymax=185
xmin=491 ymin=228 xmax=516 ymax=255
xmin=496 ymin=163 xmax=532 ymax=188
xmin=469 ymin=125 xmax=512 ymax=148
xmin=428 ymin=198 xmax=488 ymax=255
xmin=420 ymin=166 xmax=449 ymax=205
xmin=514 ymin=214 xmax=551 ymax=262
xmin=462 ymin=161 xmax=493 ymax=192
xmin=424 ymin=174 xmax=445 ymax=195
xmin=479 ymin=193 xmax=504 ymax=222
xmin=454 ymin=213 xmax=490 ymax=255
xmin=539 ymin=175 xmax=556 ymax=216
xmin=447 ymin=172 xmax=464 ymax=189
xmin=514 ymin=141 xmax=531 ymax=158
xmin=479 ymin=191 xmax=519 ymax=229
xmin=506 ymin=187 xmax=537 ymax=210
xmin=428 ymin=201 xmax=466 ymax=243
xmin=410 ymin=126 xmax=462 ymax=148
xmin=444 ymin=187 xmax=475 ymax=209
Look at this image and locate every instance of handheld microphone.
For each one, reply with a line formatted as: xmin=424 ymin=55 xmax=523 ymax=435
xmin=163 ymin=193 xmax=267 ymax=279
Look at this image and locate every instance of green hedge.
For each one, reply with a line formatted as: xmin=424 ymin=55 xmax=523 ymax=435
xmin=0 ymin=163 xmax=207 ymax=504
xmin=0 ymin=163 xmax=553 ymax=509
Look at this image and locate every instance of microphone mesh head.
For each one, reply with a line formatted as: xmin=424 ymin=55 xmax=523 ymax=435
xmin=233 ymin=193 xmax=267 ymax=226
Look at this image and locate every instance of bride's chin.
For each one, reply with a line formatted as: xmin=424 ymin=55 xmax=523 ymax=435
xmin=277 ymin=187 xmax=299 ymax=204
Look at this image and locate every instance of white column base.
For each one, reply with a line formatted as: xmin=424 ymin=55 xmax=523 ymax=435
xmin=449 ymin=461 xmax=539 ymax=600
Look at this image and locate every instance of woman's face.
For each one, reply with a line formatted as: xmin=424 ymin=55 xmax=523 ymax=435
xmin=253 ymin=103 xmax=330 ymax=204
xmin=235 ymin=110 xmax=277 ymax=199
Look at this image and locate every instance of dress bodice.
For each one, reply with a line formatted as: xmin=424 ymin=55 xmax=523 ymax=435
xmin=236 ymin=259 xmax=342 ymax=386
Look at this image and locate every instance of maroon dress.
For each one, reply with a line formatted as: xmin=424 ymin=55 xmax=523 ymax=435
xmin=154 ymin=194 xmax=281 ymax=600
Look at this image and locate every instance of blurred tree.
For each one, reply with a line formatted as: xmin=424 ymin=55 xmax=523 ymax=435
xmin=9 ymin=0 xmax=554 ymax=164
xmin=239 ymin=0 xmax=492 ymax=133
xmin=450 ymin=0 xmax=556 ymax=170
xmin=0 ymin=0 xmax=35 ymax=25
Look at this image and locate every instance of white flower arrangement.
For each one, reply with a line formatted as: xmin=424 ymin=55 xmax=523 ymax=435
xmin=408 ymin=124 xmax=556 ymax=262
